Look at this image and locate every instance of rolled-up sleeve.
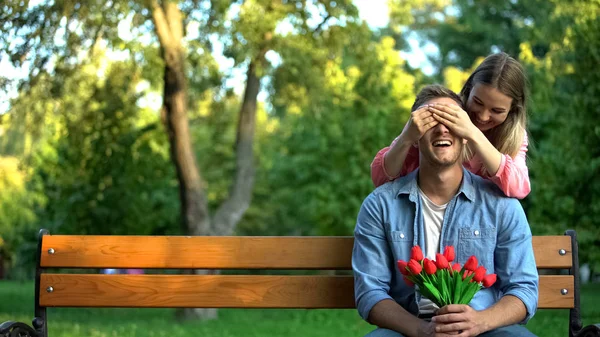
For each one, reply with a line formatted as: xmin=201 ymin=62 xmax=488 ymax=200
xmin=494 ymin=198 xmax=539 ymax=323
xmin=352 ymin=193 xmax=394 ymax=320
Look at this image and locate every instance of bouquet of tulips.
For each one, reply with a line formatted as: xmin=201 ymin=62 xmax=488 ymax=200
xmin=397 ymin=245 xmax=497 ymax=307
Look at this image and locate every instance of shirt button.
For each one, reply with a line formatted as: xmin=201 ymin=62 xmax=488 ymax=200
xmin=400 ymin=233 xmax=405 ymax=239
xmin=474 ymin=230 xmax=480 ymax=236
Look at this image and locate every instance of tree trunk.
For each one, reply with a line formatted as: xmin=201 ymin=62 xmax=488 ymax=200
xmin=150 ymin=0 xmax=215 ymax=320
xmin=212 ymin=59 xmax=261 ymax=235
xmin=149 ymin=0 xmax=268 ymax=321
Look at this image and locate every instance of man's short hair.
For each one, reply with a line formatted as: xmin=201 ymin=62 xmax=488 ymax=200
xmin=411 ymin=85 xmax=463 ymax=112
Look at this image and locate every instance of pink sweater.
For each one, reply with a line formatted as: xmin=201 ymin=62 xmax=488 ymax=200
xmin=370 ymin=133 xmax=531 ymax=199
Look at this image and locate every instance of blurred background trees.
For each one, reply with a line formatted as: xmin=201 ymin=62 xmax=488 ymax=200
xmin=0 ymin=0 xmax=598 ymax=282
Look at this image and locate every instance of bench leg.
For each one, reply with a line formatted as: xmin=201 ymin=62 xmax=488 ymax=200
xmin=573 ymin=324 xmax=600 ymax=337
xmin=0 ymin=321 xmax=39 ymax=337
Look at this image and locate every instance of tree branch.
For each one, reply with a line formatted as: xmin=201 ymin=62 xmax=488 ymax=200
xmin=147 ymin=0 xmax=174 ymax=49
xmin=165 ymin=2 xmax=183 ymax=41
xmin=313 ymin=13 xmax=332 ymax=35
xmin=212 ymin=31 xmax=273 ymax=235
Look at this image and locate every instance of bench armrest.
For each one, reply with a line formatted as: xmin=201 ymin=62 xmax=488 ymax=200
xmin=0 ymin=321 xmax=39 ymax=337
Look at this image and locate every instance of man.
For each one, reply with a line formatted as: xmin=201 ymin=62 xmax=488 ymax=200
xmin=352 ymin=85 xmax=538 ymax=337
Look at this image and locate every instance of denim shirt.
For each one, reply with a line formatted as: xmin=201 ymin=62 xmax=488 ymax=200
xmin=352 ymin=168 xmax=538 ymax=323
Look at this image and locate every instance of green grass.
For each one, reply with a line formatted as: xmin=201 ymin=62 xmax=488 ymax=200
xmin=1 ymin=281 xmax=598 ymax=336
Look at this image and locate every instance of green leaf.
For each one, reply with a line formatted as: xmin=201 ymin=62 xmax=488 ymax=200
xmin=453 ymin=271 xmax=462 ymax=304
xmin=421 ymin=281 xmax=443 ymax=307
xmin=459 ymin=279 xmax=481 ymax=305
xmin=441 ymin=269 xmax=450 ymax=306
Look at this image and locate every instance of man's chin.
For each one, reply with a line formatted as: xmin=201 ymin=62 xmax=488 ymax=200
xmin=430 ymin=157 xmax=460 ymax=167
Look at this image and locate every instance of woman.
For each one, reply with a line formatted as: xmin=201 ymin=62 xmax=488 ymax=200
xmin=371 ymin=52 xmax=530 ymax=198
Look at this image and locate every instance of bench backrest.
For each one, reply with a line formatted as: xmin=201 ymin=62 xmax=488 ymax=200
xmin=37 ymin=234 xmax=576 ymax=310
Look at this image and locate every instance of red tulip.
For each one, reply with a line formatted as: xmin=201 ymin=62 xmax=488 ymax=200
xmin=473 ymin=266 xmax=486 ymax=283
xmin=403 ymin=276 xmax=414 ymax=287
xmin=483 ymin=274 xmax=497 ymax=288
xmin=462 ymin=270 xmax=473 ymax=280
xmin=408 ymin=259 xmax=422 ymax=275
xmin=423 ymin=258 xmax=437 ymax=275
xmin=435 ymin=253 xmax=449 ymax=269
xmin=397 ymin=260 xmax=409 ymax=275
xmin=411 ymin=246 xmax=424 ymax=261
xmin=452 ymin=263 xmax=461 ymax=272
xmin=464 ymin=256 xmax=478 ymax=271
xmin=443 ymin=246 xmax=455 ymax=262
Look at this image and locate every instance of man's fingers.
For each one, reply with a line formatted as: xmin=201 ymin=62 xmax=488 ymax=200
xmin=435 ymin=322 xmax=469 ymax=333
xmin=432 ymin=313 xmax=464 ymax=323
xmin=436 ymin=304 xmax=467 ymax=315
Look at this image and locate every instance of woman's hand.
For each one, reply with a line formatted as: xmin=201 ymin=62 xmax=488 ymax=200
xmin=401 ymin=105 xmax=439 ymax=145
xmin=428 ymin=104 xmax=478 ymax=141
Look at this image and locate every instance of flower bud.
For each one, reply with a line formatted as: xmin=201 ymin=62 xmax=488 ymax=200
xmin=397 ymin=260 xmax=409 ymax=275
xmin=443 ymin=246 xmax=455 ymax=262
xmin=464 ymin=256 xmax=478 ymax=271
xmin=411 ymin=246 xmax=424 ymax=262
xmin=408 ymin=259 xmax=422 ymax=275
xmin=424 ymin=258 xmax=437 ymax=275
xmin=435 ymin=253 xmax=449 ymax=269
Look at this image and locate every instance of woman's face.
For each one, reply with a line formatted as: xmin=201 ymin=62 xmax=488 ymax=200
xmin=466 ymin=83 xmax=513 ymax=132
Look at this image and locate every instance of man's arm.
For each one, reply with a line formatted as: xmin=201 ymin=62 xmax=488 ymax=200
xmin=369 ymin=299 xmax=434 ymax=337
xmin=492 ymin=198 xmax=538 ymax=322
xmin=352 ymin=193 xmax=434 ymax=337
xmin=432 ymin=198 xmax=538 ymax=336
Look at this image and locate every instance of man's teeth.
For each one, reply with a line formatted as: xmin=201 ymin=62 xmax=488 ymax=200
xmin=433 ymin=140 xmax=452 ymax=146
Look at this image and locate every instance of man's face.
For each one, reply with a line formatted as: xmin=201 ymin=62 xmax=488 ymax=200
xmin=418 ymin=97 xmax=465 ymax=168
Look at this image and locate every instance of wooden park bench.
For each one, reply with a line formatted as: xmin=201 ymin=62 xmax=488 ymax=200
xmin=1 ymin=229 xmax=599 ymax=337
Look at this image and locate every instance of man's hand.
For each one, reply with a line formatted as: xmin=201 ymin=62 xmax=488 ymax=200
xmin=401 ymin=105 xmax=439 ymax=145
xmin=431 ymin=305 xmax=489 ymax=337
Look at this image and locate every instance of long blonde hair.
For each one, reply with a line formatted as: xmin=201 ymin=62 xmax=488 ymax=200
xmin=460 ymin=52 xmax=528 ymax=159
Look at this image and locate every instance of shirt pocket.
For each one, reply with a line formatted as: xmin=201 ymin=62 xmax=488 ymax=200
xmin=387 ymin=229 xmax=413 ymax=260
xmin=457 ymin=227 xmax=496 ymax=270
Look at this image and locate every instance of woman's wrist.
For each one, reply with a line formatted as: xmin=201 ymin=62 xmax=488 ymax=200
xmin=466 ymin=126 xmax=486 ymax=147
xmin=395 ymin=132 xmax=416 ymax=149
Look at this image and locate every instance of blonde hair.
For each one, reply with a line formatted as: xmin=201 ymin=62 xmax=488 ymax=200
xmin=460 ymin=52 xmax=528 ymax=159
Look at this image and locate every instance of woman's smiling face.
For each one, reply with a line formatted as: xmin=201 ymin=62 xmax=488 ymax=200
xmin=466 ymin=83 xmax=513 ymax=132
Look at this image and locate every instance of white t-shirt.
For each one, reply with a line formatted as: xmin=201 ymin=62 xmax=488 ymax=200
xmin=417 ymin=187 xmax=448 ymax=314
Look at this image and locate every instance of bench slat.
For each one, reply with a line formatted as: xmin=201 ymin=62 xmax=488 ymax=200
xmin=538 ymin=275 xmax=574 ymax=309
xmin=41 ymin=236 xmax=353 ymax=269
xmin=40 ymin=274 xmax=356 ymax=308
xmin=41 ymin=235 xmax=572 ymax=269
xmin=39 ymin=274 xmax=573 ymax=309
xmin=532 ymin=236 xmax=573 ymax=269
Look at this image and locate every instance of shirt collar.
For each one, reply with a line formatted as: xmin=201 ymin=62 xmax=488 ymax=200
xmin=395 ymin=167 xmax=475 ymax=202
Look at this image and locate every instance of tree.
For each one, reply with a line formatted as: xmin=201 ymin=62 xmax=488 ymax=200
xmin=1 ymin=0 xmax=360 ymax=319
xmin=521 ymin=0 xmax=600 ymax=271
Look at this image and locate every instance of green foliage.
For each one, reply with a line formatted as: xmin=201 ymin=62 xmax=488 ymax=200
xmin=28 ymin=59 xmax=180 ymax=237
xmin=523 ymin=0 xmax=600 ymax=270
xmin=240 ymin=29 xmax=416 ymax=236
